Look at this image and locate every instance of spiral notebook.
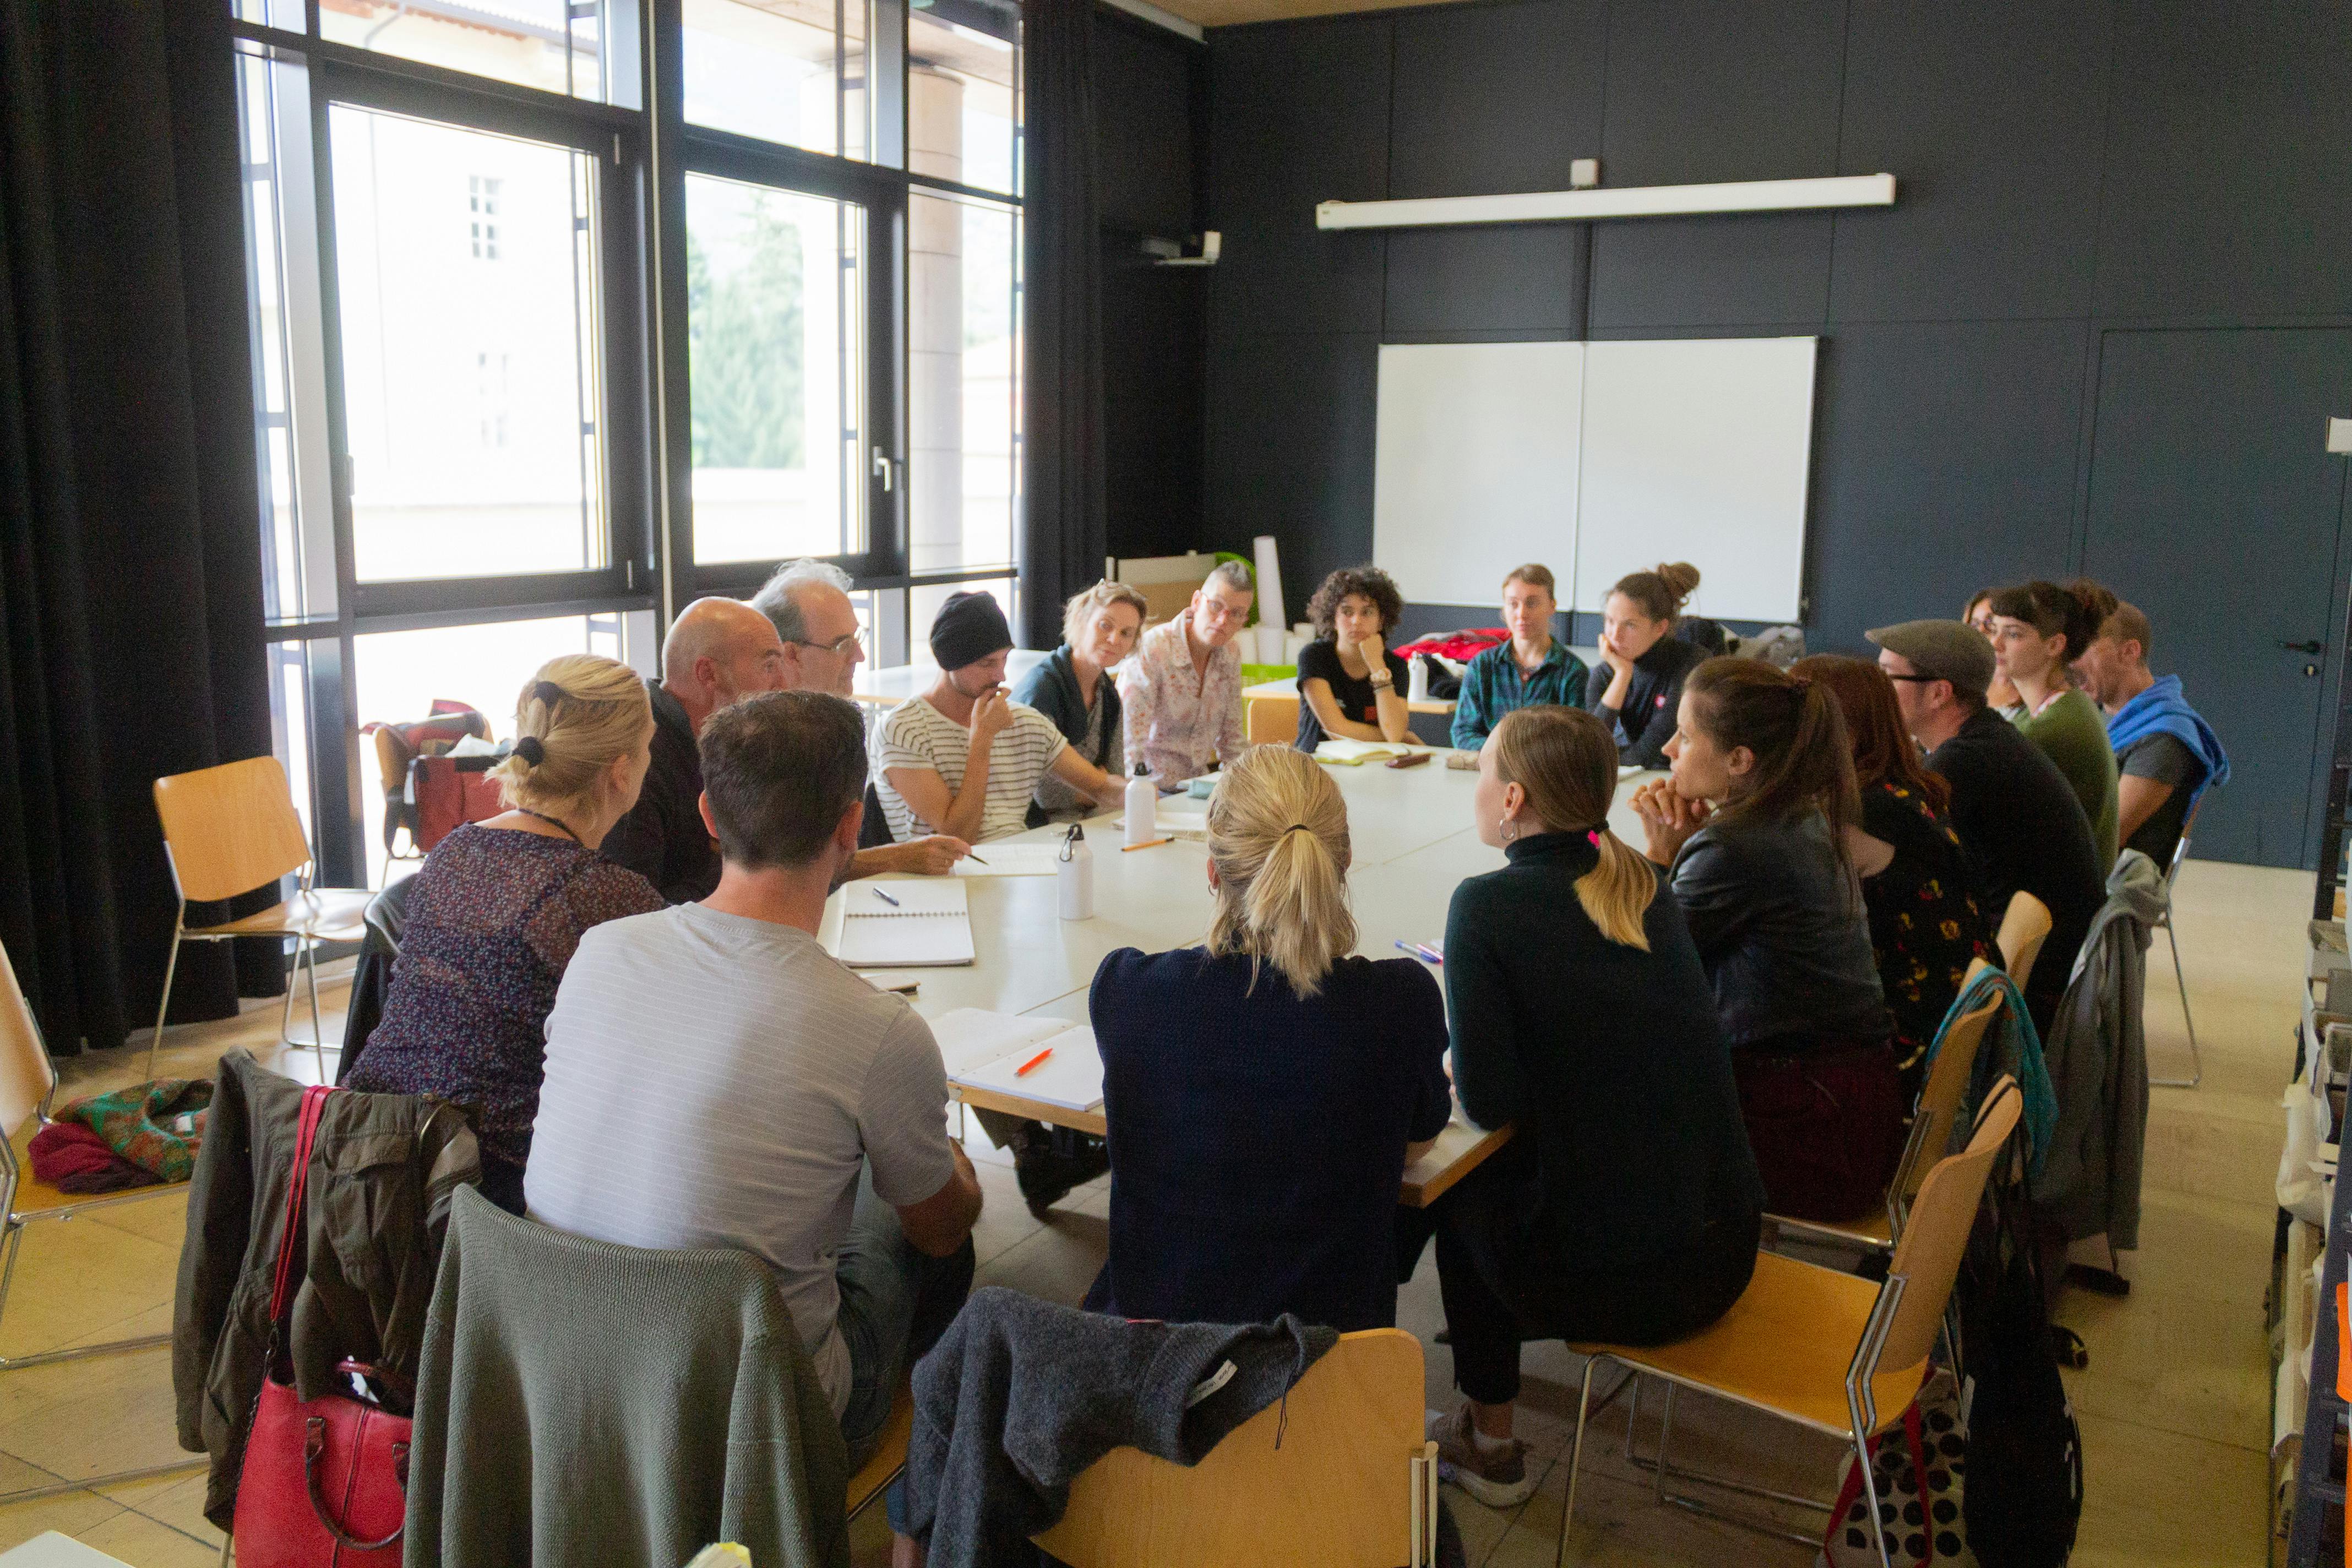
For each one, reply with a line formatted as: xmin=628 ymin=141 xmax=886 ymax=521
xmin=829 ymin=880 xmax=976 ymax=968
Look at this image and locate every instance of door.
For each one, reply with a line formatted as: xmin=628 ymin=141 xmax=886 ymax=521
xmin=2082 ymin=328 xmax=2352 ymax=867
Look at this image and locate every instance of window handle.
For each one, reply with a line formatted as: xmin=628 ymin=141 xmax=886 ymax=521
xmin=872 ymin=447 xmax=895 ymax=493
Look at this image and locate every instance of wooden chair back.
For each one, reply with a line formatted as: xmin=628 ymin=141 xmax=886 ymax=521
xmin=1880 ymin=1077 xmax=2021 ymax=1373
xmin=1033 ymin=1328 xmax=1426 ymax=1568
xmin=1995 ymin=891 xmax=2053 ymax=994
xmin=1246 ymin=695 xmax=1299 ymax=746
xmin=1898 ymin=983 xmax=2003 ymax=1202
xmin=153 ymin=756 xmax=313 ymax=905
xmin=0 ymin=937 xmax=57 ymax=1141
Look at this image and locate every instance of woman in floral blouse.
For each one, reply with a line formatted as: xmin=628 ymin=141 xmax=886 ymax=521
xmin=1795 ymin=655 xmax=1997 ymax=1102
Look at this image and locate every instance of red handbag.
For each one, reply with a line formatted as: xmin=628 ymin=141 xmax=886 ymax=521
xmin=233 ymin=1085 xmax=412 ymax=1567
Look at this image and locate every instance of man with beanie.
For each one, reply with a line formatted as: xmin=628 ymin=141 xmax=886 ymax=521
xmin=875 ymin=591 xmax=1126 ymax=844
xmin=1870 ymin=618 xmax=2104 ymax=1036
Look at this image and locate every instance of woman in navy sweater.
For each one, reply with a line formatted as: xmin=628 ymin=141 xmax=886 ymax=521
xmin=1411 ymin=705 xmax=1762 ymax=1507
xmin=1086 ymin=744 xmax=1452 ymax=1334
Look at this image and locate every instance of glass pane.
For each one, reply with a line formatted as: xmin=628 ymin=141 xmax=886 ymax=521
xmin=908 ymin=190 xmax=1017 ymax=575
xmin=687 ymin=173 xmax=866 ymax=565
xmin=329 ymin=106 xmax=609 ymax=582
xmin=352 ymin=615 xmax=622 ymax=884
xmin=320 ymin=0 xmax=633 ymax=105
xmin=231 ymin=0 xmax=305 ymax=28
xmin=269 ymin=642 xmax=316 ymax=852
xmin=683 ymin=0 xmax=858 ymax=157
xmin=238 ymin=48 xmax=336 ymax=621
xmin=909 ymin=1 xmax=1020 ymax=196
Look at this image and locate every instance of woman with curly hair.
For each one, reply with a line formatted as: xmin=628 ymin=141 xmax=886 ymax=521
xmin=1296 ymin=565 xmax=1413 ymax=751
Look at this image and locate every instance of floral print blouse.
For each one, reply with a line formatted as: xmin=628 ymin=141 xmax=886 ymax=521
xmin=1858 ymin=780 xmax=1996 ymax=1089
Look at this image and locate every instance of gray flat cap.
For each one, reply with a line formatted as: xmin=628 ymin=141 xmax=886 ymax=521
xmin=1865 ymin=619 xmax=1995 ymax=699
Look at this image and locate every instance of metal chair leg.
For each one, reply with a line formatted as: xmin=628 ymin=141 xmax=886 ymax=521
xmin=1852 ymin=1433 xmax=1895 ymax=1568
xmin=303 ymin=938 xmax=329 ymax=1081
xmin=2150 ymin=914 xmax=2202 ymax=1088
xmin=146 ymin=925 xmax=187 ymax=1081
xmin=1653 ymin=1384 xmax=1676 ymax=1505
xmin=1558 ymin=1354 xmax=1601 ymax=1568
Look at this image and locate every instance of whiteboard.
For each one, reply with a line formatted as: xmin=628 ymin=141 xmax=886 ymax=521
xmin=1372 ymin=342 xmax=1583 ymax=608
xmin=1368 ymin=336 xmax=1817 ymax=623
xmin=1573 ymin=337 xmax=1817 ymax=622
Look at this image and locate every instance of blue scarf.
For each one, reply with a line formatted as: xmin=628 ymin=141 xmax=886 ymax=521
xmin=2105 ymin=675 xmax=2231 ymax=808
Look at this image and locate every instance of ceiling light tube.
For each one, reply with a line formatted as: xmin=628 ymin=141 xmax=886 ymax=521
xmin=1315 ymin=173 xmax=1897 ymax=231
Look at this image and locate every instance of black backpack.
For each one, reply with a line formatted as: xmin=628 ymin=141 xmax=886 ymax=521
xmin=1958 ymin=1144 xmax=2083 ymax=1565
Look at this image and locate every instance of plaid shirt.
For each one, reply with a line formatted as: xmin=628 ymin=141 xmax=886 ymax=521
xmin=1117 ymin=614 xmax=1246 ymax=782
xmin=1450 ymin=639 xmax=1589 ymax=749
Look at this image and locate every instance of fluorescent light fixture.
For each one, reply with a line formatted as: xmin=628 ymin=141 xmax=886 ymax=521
xmin=1315 ymin=173 xmax=1897 ymax=232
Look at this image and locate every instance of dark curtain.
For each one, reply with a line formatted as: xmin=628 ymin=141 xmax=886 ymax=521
xmin=1019 ymin=0 xmax=1107 ymax=651
xmin=1 ymin=0 xmax=279 ymax=1055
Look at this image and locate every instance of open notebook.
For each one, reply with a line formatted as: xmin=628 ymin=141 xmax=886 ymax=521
xmin=1310 ymin=737 xmax=1422 ymax=765
xmin=932 ymin=1008 xmax=1105 ymax=1113
xmin=825 ymin=879 xmax=975 ymax=968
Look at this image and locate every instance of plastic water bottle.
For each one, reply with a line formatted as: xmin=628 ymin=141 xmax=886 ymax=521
xmin=1058 ymin=824 xmax=1094 ymax=921
xmin=1407 ymin=655 xmax=1432 ymax=703
xmin=1124 ymin=761 xmax=1157 ymax=847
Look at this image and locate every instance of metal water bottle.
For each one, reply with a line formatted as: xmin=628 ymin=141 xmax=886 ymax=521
xmin=1123 ymin=761 xmax=1157 ymax=847
xmin=1057 ymin=823 xmax=1093 ymax=921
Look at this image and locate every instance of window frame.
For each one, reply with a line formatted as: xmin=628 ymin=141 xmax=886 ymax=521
xmin=228 ymin=0 xmax=1023 ymax=885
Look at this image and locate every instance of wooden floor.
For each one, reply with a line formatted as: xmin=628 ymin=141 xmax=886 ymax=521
xmin=0 ymin=859 xmax=2301 ymax=1565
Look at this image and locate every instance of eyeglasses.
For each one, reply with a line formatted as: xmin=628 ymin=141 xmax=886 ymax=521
xmin=792 ymin=629 xmax=864 ymax=656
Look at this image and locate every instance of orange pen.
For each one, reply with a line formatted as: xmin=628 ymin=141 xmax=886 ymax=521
xmin=1015 ymin=1047 xmax=1055 ymax=1077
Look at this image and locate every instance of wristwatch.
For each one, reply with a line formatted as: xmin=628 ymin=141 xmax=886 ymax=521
xmin=1368 ymin=672 xmax=1394 ymax=689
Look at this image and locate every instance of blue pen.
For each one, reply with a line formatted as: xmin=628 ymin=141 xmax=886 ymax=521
xmin=1393 ymin=940 xmax=1442 ymax=965
xmin=872 ymin=886 xmax=902 ymax=907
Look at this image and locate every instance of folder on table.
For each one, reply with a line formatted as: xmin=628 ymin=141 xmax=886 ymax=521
xmin=932 ymin=1008 xmax=1106 ymax=1113
xmin=828 ymin=879 xmax=976 ymax=968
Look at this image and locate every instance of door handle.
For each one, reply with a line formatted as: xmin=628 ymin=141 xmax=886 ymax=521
xmin=2280 ymin=639 xmax=2326 ymax=655
xmin=871 ymin=447 xmax=895 ymax=493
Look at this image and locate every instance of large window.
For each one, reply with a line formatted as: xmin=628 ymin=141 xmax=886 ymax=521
xmin=230 ymin=0 xmax=1021 ymax=885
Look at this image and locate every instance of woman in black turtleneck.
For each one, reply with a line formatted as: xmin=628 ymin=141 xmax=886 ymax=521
xmin=1400 ymin=704 xmax=1762 ymax=1510
xmin=1585 ymin=561 xmax=1707 ymax=768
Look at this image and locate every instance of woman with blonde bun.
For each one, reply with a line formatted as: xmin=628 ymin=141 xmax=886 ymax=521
xmin=348 ymin=654 xmax=661 ymax=1212
xmin=1085 ymin=743 xmax=1451 ymax=1333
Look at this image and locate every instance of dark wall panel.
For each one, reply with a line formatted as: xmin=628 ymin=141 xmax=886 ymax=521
xmin=1384 ymin=226 xmax=1585 ymax=336
xmin=1204 ymin=330 xmax=1380 ymax=607
xmin=1206 ymin=19 xmax=1393 ymax=335
xmin=1588 ymin=0 xmax=1847 ymax=329
xmin=1806 ymin=320 xmax=2088 ymax=656
xmin=1102 ymin=257 xmax=1207 ymax=562
xmin=1830 ymin=0 xmax=2110 ymax=323
xmin=1094 ymin=12 xmax=1201 ymax=238
xmin=2096 ymin=0 xmax=2352 ymax=319
xmin=1387 ymin=0 xmax=1605 ymax=199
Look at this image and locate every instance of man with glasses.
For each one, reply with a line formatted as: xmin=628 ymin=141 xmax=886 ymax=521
xmin=606 ymin=587 xmax=966 ymax=903
xmin=1868 ymin=618 xmax=2102 ymax=1036
xmin=1118 ymin=559 xmax=1256 ymax=784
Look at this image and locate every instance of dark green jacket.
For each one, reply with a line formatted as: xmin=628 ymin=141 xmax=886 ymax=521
xmin=406 ymin=1186 xmax=851 ymax=1568
xmin=172 ymin=1048 xmax=480 ymax=1528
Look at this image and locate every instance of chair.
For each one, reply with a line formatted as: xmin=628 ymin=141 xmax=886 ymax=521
xmin=334 ymin=878 xmax=413 ymax=1087
xmin=0 ymin=937 xmax=208 ymax=1500
xmin=1033 ymin=1328 xmax=1441 ymax=1568
xmin=1995 ymin=890 xmax=2054 ymax=995
xmin=149 ymin=756 xmax=373 ymax=1080
xmin=2148 ymin=807 xmax=2202 ymax=1089
xmin=858 ymin=779 xmax=896 ymax=851
xmin=845 ymin=1382 xmax=914 ymax=1522
xmin=1769 ymin=959 xmax=2005 ymax=1253
xmin=1556 ymin=1079 xmax=2024 ymax=1568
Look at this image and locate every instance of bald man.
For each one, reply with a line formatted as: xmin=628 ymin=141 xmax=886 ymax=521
xmin=606 ymin=595 xmax=971 ymax=902
xmin=602 ymin=598 xmax=790 ymax=903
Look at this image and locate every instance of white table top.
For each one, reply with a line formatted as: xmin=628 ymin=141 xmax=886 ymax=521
xmin=835 ymin=755 xmax=1661 ymax=1028
xmin=0 ymin=1536 xmax=136 ymax=1567
xmin=851 ymin=649 xmax=1050 ymax=709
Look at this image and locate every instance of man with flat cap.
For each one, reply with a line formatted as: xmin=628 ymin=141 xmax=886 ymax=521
xmin=1869 ymin=618 xmax=2104 ymax=1037
xmin=874 ymin=590 xmax=1127 ymax=846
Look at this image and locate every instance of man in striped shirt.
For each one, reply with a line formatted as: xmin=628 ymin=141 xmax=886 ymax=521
xmin=874 ymin=590 xmax=1125 ymax=844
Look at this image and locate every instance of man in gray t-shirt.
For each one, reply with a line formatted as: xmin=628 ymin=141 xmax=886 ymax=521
xmin=527 ymin=690 xmax=980 ymax=1473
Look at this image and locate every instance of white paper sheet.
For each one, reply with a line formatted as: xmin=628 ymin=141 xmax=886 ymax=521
xmin=954 ymin=1022 xmax=1106 ymax=1113
xmin=950 ymin=843 xmax=1064 ymax=878
xmin=830 ymin=879 xmax=974 ymax=967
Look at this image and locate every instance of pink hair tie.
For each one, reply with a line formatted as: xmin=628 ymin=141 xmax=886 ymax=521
xmin=1587 ymin=829 xmax=1603 ymax=847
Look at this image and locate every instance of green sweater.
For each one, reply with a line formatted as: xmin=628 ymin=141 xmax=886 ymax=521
xmin=408 ymin=1186 xmax=851 ymax=1568
xmin=2015 ymin=688 xmax=2120 ymax=869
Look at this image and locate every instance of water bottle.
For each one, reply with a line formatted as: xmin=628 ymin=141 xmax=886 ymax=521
xmin=1058 ymin=824 xmax=1094 ymax=921
xmin=1123 ymin=761 xmax=1157 ymax=847
xmin=1407 ymin=654 xmax=1432 ymax=703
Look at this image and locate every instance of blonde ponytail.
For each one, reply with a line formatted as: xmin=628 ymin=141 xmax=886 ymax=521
xmin=491 ymin=654 xmax=654 ymax=823
xmin=1489 ymin=706 xmax=1657 ymax=950
xmin=1203 ymin=745 xmax=1355 ymax=997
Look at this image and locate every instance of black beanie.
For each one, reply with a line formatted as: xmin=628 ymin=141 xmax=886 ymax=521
xmin=928 ymin=590 xmax=1014 ymax=671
